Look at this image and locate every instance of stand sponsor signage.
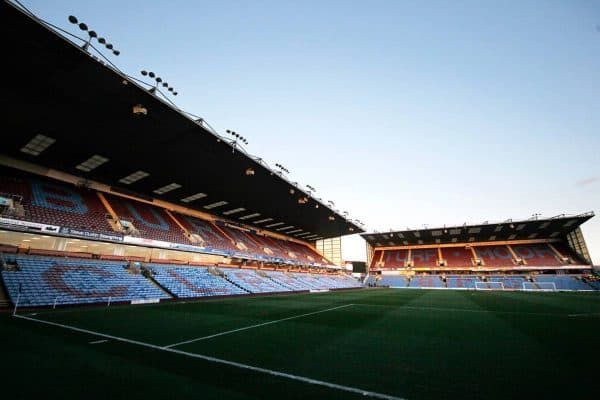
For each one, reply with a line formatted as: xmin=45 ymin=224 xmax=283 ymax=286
xmin=59 ymin=227 xmax=123 ymax=242
xmin=0 ymin=217 xmax=60 ymax=233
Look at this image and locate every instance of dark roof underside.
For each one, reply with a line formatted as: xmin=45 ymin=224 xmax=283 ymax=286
xmin=361 ymin=213 xmax=594 ymax=247
xmin=0 ymin=1 xmax=362 ymax=240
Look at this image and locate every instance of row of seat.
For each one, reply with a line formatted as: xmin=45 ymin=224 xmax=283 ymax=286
xmin=1 ymin=255 xmax=169 ymax=307
xmin=375 ymin=243 xmax=583 ymax=269
xmin=0 ymin=254 xmax=362 ymax=306
xmin=0 ymin=176 xmax=114 ymax=235
xmin=178 ymin=213 xmax=328 ymax=265
xmin=369 ymin=274 xmax=597 ymax=290
xmin=150 ymin=264 xmax=247 ymax=297
xmin=1 ymin=174 xmax=328 ymax=266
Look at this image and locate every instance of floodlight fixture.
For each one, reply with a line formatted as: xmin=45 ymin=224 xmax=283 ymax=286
xmin=140 ymin=70 xmax=178 ymax=96
xmin=226 ymin=130 xmax=249 ymax=152
xmin=275 ymin=163 xmax=289 ymax=174
xmin=68 ymin=15 xmax=120 ymax=55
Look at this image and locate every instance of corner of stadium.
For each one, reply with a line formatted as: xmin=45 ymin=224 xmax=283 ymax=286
xmin=1 ymin=1 xmax=599 ymax=399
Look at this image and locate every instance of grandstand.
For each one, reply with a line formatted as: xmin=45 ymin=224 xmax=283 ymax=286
xmin=362 ymin=214 xmax=598 ymax=291
xmin=0 ymin=0 xmax=364 ymax=312
xmin=1 ymin=2 xmax=599 ymax=400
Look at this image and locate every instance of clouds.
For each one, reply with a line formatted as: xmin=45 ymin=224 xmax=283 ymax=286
xmin=576 ymin=177 xmax=600 ymax=187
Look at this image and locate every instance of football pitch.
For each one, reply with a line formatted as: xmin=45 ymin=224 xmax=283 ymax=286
xmin=2 ymin=288 xmax=600 ymax=399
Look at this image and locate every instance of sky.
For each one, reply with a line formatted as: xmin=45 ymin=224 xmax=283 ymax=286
xmin=19 ymin=0 xmax=600 ymax=264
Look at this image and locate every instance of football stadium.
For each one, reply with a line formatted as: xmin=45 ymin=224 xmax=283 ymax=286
xmin=1 ymin=1 xmax=600 ymax=399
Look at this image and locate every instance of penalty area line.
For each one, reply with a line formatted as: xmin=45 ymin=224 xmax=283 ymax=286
xmin=165 ymin=304 xmax=354 ymax=349
xmin=13 ymin=313 xmax=405 ymax=400
xmin=164 ymin=303 xmax=355 ymax=349
xmin=568 ymin=313 xmax=600 ymax=318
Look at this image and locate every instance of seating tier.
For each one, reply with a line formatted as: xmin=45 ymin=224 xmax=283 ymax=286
xmin=1 ymin=255 xmax=169 ymax=307
xmin=0 ymin=176 xmax=113 ymax=234
xmin=107 ymin=195 xmax=191 ymax=245
xmin=150 ymin=264 xmax=246 ymax=297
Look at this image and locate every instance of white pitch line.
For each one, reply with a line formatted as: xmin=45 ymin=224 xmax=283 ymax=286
xmin=353 ymin=303 xmax=573 ymax=317
xmin=14 ymin=314 xmax=404 ymax=400
xmin=89 ymin=339 xmax=109 ymax=344
xmin=568 ymin=313 xmax=600 ymax=317
xmin=164 ymin=303 xmax=355 ymax=349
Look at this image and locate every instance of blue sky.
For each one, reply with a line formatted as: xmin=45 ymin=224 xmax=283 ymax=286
xmin=21 ymin=0 xmax=600 ymax=263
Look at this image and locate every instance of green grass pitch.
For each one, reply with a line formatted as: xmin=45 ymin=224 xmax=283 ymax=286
xmin=2 ymin=288 xmax=600 ymax=399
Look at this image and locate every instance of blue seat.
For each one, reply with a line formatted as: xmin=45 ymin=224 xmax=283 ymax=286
xmin=1 ymin=255 xmax=170 ymax=307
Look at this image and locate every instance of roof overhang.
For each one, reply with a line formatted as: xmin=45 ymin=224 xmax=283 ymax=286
xmin=361 ymin=213 xmax=594 ymax=248
xmin=0 ymin=0 xmax=363 ymax=240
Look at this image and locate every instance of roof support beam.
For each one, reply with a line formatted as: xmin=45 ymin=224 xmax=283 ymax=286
xmin=375 ymin=238 xmax=562 ymax=251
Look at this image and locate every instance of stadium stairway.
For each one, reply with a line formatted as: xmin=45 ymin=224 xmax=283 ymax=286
xmin=256 ymin=270 xmax=296 ymax=290
xmin=222 ymin=271 xmax=252 ymax=294
xmin=145 ymin=272 xmax=177 ymax=299
xmin=265 ymin=273 xmax=296 ymax=291
xmin=255 ymin=270 xmax=270 ymax=278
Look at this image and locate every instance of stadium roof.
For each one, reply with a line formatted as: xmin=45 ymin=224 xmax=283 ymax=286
xmin=0 ymin=1 xmax=363 ymax=240
xmin=361 ymin=212 xmax=594 ymax=248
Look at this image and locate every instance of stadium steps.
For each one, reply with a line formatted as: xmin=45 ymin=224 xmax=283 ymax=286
xmin=146 ymin=275 xmax=176 ymax=299
xmin=222 ymin=274 xmax=251 ymax=294
xmin=256 ymin=270 xmax=270 ymax=278
xmin=267 ymin=276 xmax=295 ymax=291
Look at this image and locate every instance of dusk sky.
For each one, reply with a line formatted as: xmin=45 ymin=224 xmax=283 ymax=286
xmin=22 ymin=0 xmax=600 ymax=263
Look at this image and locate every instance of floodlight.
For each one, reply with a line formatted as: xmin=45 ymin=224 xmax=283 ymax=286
xmin=68 ymin=15 xmax=121 ymax=57
xmin=149 ymin=72 xmax=155 ymax=78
